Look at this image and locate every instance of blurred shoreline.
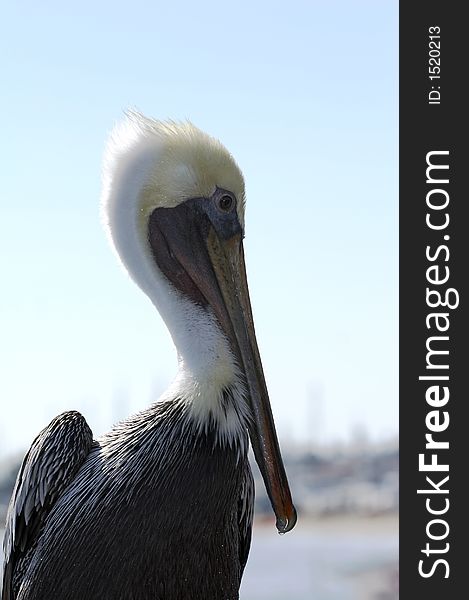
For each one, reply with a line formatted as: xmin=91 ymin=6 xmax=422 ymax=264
xmin=254 ymin=511 xmax=398 ymax=532
xmin=1 ymin=439 xmax=399 ymax=523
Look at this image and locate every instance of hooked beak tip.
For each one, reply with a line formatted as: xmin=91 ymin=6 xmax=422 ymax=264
xmin=276 ymin=505 xmax=298 ymax=534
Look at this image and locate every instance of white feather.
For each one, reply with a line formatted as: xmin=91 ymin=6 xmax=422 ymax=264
xmin=101 ymin=112 xmax=249 ymax=440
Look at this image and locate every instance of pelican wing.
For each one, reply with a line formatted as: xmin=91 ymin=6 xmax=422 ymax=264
xmin=2 ymin=411 xmax=93 ymax=599
xmin=238 ymin=464 xmax=254 ymax=573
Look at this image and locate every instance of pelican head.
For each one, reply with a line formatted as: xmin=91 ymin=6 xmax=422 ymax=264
xmin=101 ymin=111 xmax=296 ymax=533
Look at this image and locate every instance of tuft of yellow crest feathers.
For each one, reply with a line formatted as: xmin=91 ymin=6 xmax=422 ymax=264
xmin=103 ymin=110 xmax=246 ymax=229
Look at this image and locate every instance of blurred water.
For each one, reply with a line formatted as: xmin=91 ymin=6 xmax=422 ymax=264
xmin=240 ymin=518 xmax=398 ymax=600
xmin=1 ymin=517 xmax=398 ymax=600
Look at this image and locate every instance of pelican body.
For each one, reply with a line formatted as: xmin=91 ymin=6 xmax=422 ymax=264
xmin=2 ymin=113 xmax=296 ymax=600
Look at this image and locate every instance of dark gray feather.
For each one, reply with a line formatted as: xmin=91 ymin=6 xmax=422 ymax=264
xmin=5 ymin=399 xmax=253 ymax=600
xmin=2 ymin=410 xmax=93 ymax=600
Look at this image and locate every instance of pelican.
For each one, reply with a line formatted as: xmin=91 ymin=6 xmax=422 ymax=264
xmin=2 ymin=112 xmax=297 ymax=600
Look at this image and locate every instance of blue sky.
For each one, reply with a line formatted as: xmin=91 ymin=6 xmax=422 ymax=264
xmin=0 ymin=1 xmax=397 ymax=455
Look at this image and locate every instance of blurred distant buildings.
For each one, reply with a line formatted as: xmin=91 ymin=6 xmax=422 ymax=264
xmin=253 ymin=440 xmax=398 ymax=519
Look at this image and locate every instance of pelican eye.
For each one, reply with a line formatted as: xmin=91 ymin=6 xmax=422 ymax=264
xmin=217 ymin=194 xmax=235 ymax=212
